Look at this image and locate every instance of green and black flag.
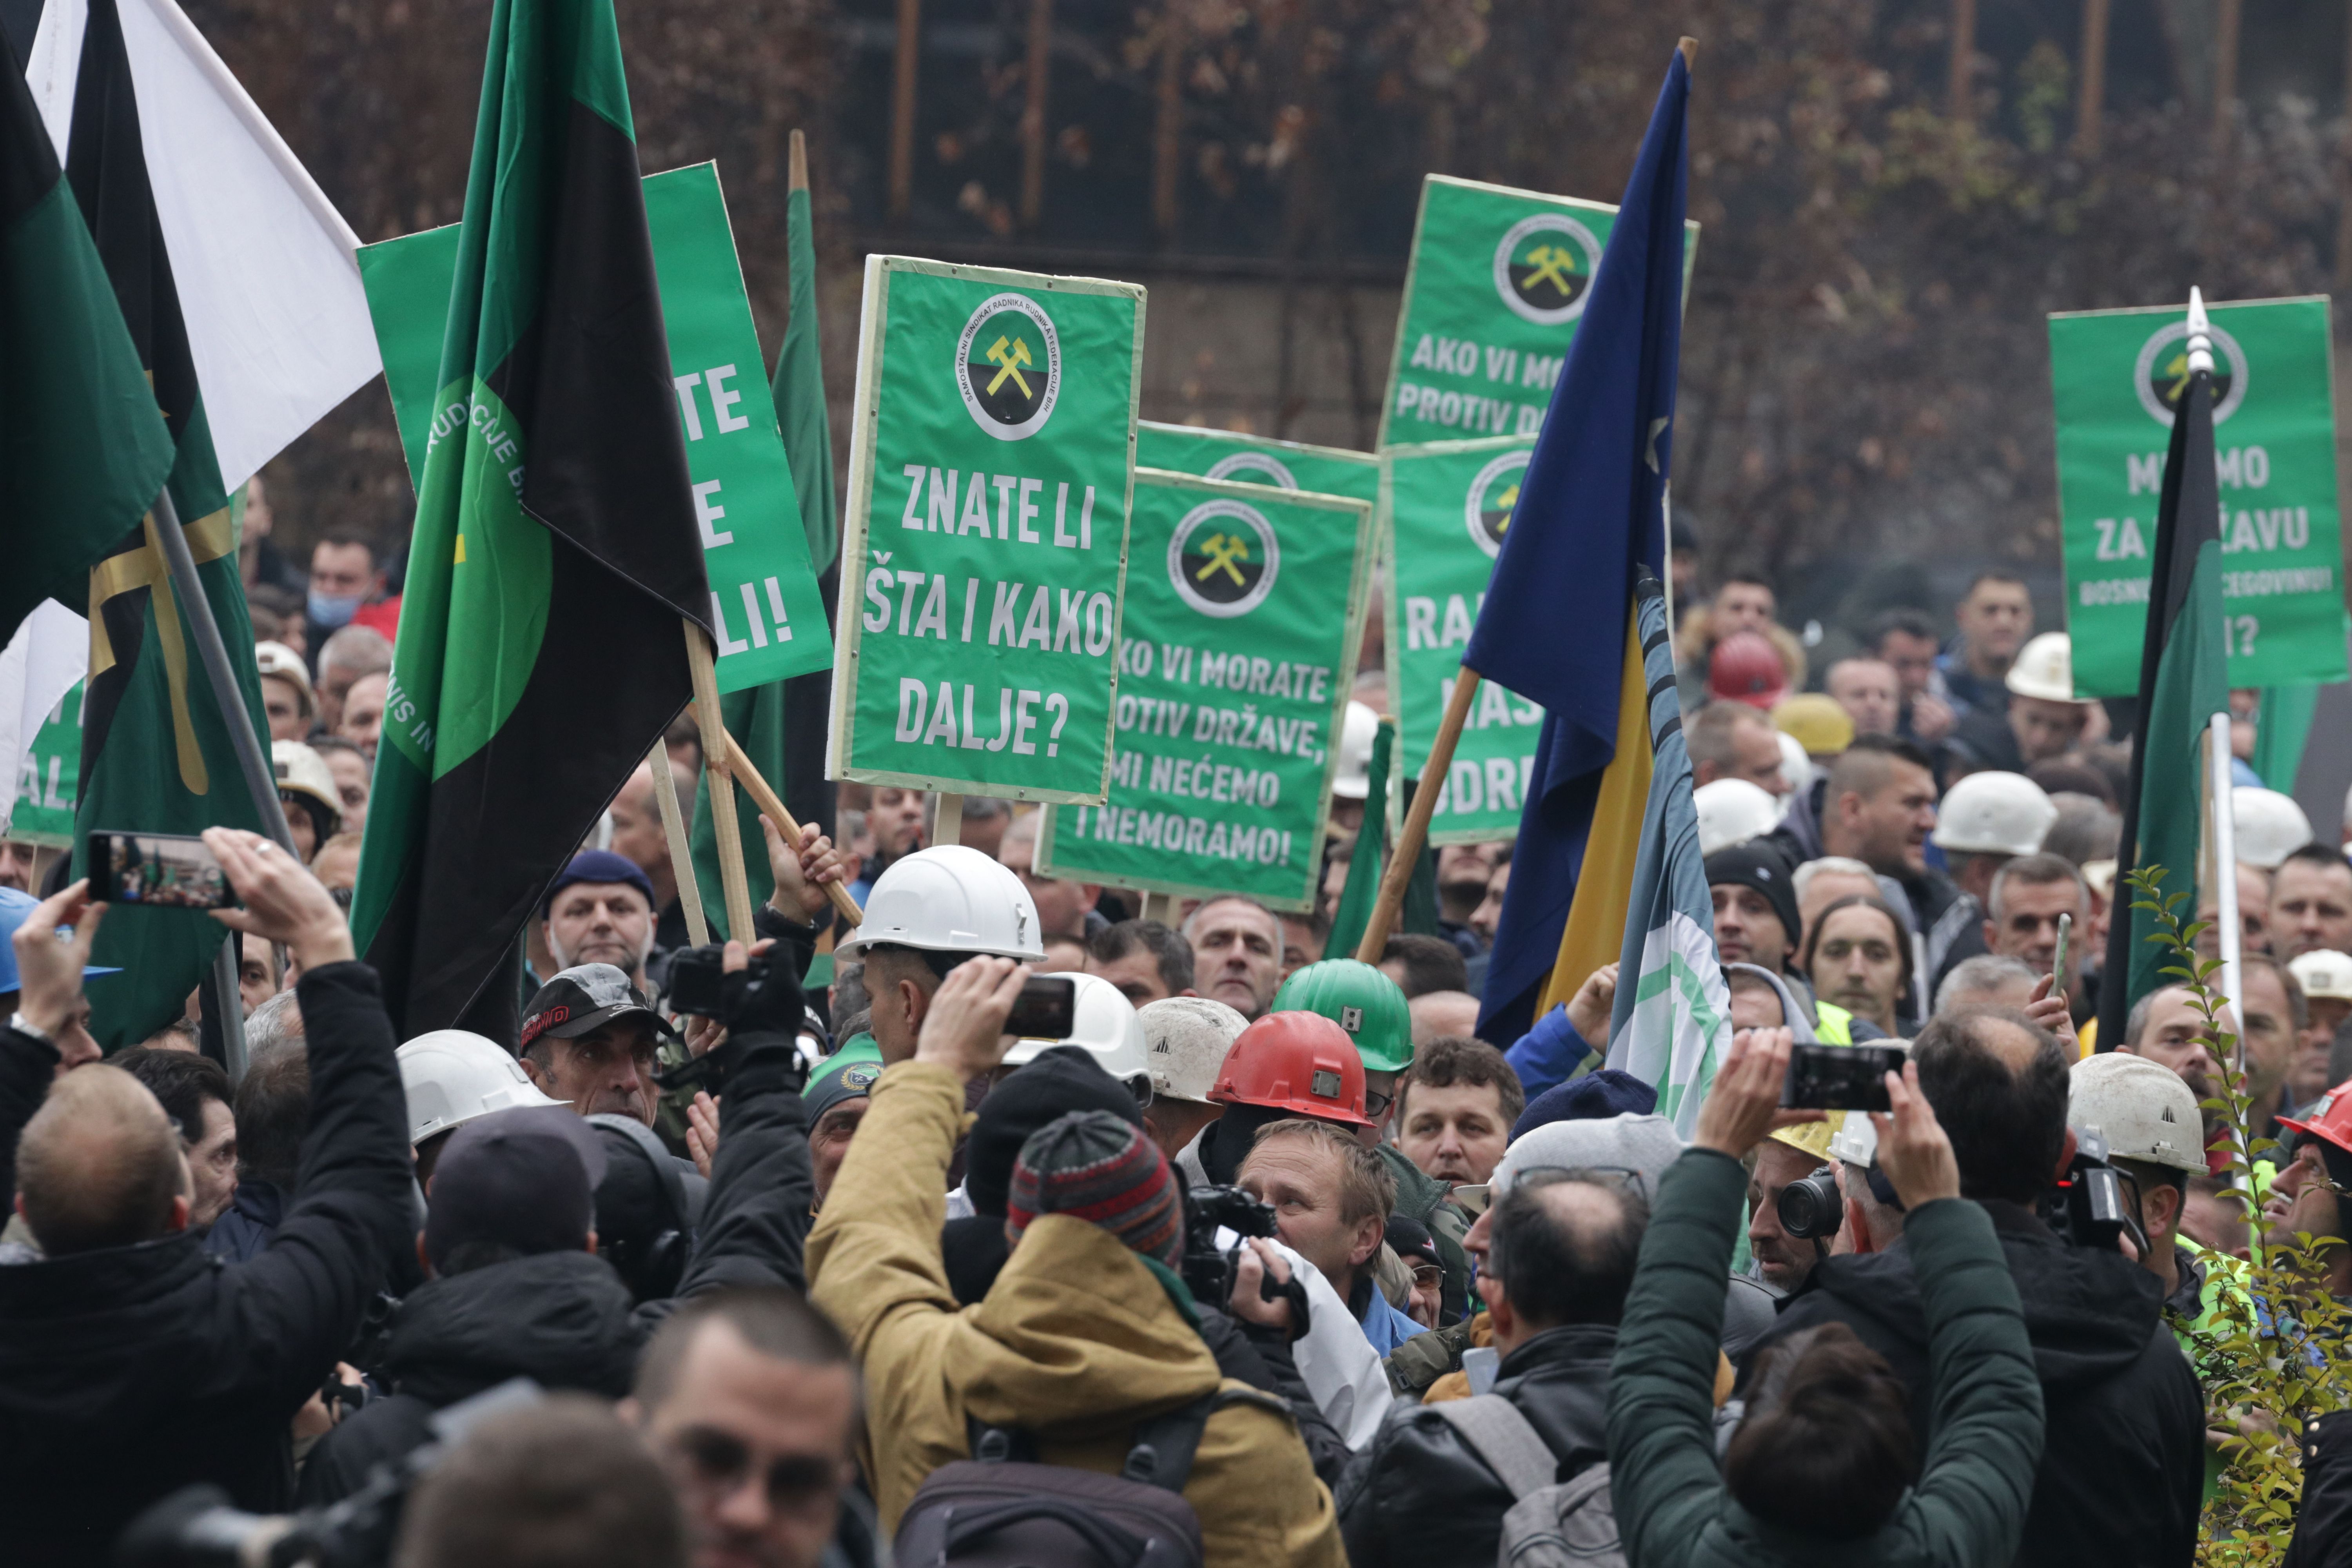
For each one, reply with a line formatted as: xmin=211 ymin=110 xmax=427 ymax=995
xmin=689 ymin=149 xmax=836 ymax=936
xmin=350 ymin=0 xmax=710 ymax=1039
xmin=50 ymin=0 xmax=274 ymax=1049
xmin=2098 ymin=305 xmax=2229 ymax=1049
xmin=0 ymin=51 xmax=172 ymax=648
xmin=1323 ymin=716 xmax=1439 ymax=960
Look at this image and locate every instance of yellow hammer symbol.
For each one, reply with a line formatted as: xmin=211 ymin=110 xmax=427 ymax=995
xmin=1521 ymin=245 xmax=1578 ymax=298
xmin=985 ymin=336 xmax=1034 ymax=398
xmin=1194 ymin=532 xmax=1251 ymax=587
xmin=2161 ymin=350 xmax=2191 ymax=405
xmin=1492 ymin=483 xmax=1519 ymax=536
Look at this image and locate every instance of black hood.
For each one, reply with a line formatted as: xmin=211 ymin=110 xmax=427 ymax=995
xmin=1783 ymin=1200 xmax=2163 ymax=1396
xmin=383 ymin=1250 xmax=641 ymax=1407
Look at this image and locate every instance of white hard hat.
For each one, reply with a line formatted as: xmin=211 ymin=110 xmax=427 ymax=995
xmin=2068 ymin=1051 xmax=2207 ymax=1174
xmin=834 ymin=844 xmax=1046 ymax=961
xmin=1138 ymin=995 xmax=1249 ymax=1103
xmin=1695 ymin=779 xmax=1781 ymax=857
xmin=272 ymin=740 xmax=342 ymax=821
xmin=398 ymin=1030 xmax=568 ymax=1145
xmin=2234 ymin=787 xmax=2314 ymax=870
xmin=2291 ymin=949 xmax=2352 ymax=1004
xmin=1931 ymin=771 xmax=2057 ymax=858
xmin=2004 ymin=632 xmax=2078 ymax=703
xmin=1003 ymin=972 xmax=1151 ymax=1098
xmin=1331 ymin=702 xmax=1379 ymax=802
xmin=254 ymin=642 xmax=314 ymax=716
xmin=1774 ymin=730 xmax=1813 ymax=806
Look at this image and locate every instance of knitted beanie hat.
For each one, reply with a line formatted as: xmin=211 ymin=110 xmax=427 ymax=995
xmin=1005 ymin=1109 xmax=1184 ymax=1270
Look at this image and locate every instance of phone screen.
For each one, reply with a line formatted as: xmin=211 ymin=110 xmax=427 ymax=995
xmin=1005 ymin=976 xmax=1078 ymax=1041
xmin=93 ymin=831 xmax=238 ymax=910
xmin=1781 ymin=1043 xmax=1906 ymax=1112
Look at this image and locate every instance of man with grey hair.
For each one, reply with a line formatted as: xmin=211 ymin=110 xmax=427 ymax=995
xmin=1981 ymin=851 xmax=2089 ymax=1014
xmin=1185 ymin=895 xmax=1286 ymax=1020
xmin=1934 ymin=953 xmax=2041 ymax=1017
xmin=314 ymin=623 xmax=392 ymax=735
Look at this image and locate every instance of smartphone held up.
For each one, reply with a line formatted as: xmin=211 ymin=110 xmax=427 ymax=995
xmin=1780 ymin=1042 xmax=1907 ymax=1113
xmin=89 ymin=832 xmax=240 ymax=911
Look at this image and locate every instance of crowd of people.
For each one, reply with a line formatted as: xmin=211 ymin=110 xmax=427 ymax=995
xmin=3 ymin=542 xmax=2352 ymax=1566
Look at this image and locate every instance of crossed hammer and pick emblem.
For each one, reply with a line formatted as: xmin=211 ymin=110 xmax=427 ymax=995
xmin=1193 ymin=532 xmax=1252 ymax=588
xmin=984 ymin=335 xmax=1035 ymax=399
xmin=1519 ymin=244 xmax=1580 ymax=298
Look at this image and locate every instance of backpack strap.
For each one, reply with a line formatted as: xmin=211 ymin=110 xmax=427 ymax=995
xmin=1123 ymin=1387 xmax=1289 ymax=1495
xmin=1431 ymin=1394 xmax=1557 ymax=1501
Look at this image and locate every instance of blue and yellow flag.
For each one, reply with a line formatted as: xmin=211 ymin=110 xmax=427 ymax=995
xmin=1472 ymin=44 xmax=1695 ymax=1050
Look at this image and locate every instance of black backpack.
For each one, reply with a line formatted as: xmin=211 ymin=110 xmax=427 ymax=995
xmin=894 ymin=1389 xmax=1279 ymax=1568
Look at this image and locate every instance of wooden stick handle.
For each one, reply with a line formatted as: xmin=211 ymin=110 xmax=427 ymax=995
xmin=1354 ymin=669 xmax=1481 ymax=964
xmin=789 ymin=128 xmax=809 ymax=193
xmin=647 ymin=739 xmax=711 ymax=949
xmin=723 ymin=728 xmax=865 ymax=928
xmin=684 ymin=622 xmax=759 ymax=943
xmin=934 ymin=791 xmax=963 ymax=848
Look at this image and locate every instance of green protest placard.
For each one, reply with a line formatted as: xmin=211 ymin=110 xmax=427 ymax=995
xmin=2050 ymin=296 xmax=2348 ymax=696
xmin=1383 ymin=434 xmax=1542 ymax=843
xmin=830 ymin=257 xmax=1144 ymax=802
xmin=1034 ymin=470 xmax=1373 ymax=909
xmin=7 ymin=680 xmax=82 ymax=848
xmin=1135 ymin=421 xmax=1379 ymax=505
xmin=355 ymin=162 xmax=829 ymax=697
xmin=1378 ymin=175 xmax=1697 ymax=448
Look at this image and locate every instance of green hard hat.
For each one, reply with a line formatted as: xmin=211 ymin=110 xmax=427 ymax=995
xmin=1272 ymin=959 xmax=1414 ymax=1073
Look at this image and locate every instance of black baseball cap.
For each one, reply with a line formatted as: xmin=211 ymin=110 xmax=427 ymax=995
xmin=520 ymin=963 xmax=679 ymax=1055
xmin=422 ymin=1105 xmax=609 ymax=1271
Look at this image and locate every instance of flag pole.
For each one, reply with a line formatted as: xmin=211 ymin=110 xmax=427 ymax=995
xmin=720 ymin=729 xmax=863 ymax=927
xmin=647 ymin=738 xmax=711 ymax=949
xmin=934 ymin=792 xmax=963 ymax=849
xmin=149 ymin=489 xmax=300 ymax=857
xmin=1354 ymin=668 xmax=1479 ymax=963
xmin=684 ymin=622 xmax=759 ymax=942
xmin=2209 ymin=710 xmax=2243 ymax=1066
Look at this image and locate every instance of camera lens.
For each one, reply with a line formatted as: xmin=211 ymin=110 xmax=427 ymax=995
xmin=1777 ymin=1163 xmax=1843 ymax=1240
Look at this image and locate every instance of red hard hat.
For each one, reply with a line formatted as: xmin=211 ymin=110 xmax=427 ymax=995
xmin=2277 ymin=1077 xmax=2352 ymax=1160
xmin=1709 ymin=631 xmax=1786 ymax=710
xmin=1208 ymin=1011 xmax=1375 ymax=1127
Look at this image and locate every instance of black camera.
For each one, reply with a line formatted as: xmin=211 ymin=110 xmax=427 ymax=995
xmin=116 ymin=1380 xmax=541 ymax=1567
xmin=2045 ymin=1128 xmax=2149 ymax=1257
xmin=1777 ymin=1162 xmax=1844 ymax=1241
xmin=1181 ymin=1184 xmax=1279 ymax=1311
xmin=665 ymin=943 xmax=778 ymax=1020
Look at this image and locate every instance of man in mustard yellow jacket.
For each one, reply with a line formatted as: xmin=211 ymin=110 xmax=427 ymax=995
xmin=807 ymin=955 xmax=1345 ymax=1566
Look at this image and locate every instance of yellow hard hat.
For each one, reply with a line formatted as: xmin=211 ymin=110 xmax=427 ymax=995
xmin=1771 ymin=693 xmax=1854 ymax=759
xmin=1769 ymin=1112 xmax=1844 ymax=1161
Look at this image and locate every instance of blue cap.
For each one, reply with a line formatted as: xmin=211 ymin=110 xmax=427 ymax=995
xmin=1511 ymin=1068 xmax=1660 ymax=1142
xmin=539 ymin=850 xmax=659 ymax=920
xmin=0 ymin=887 xmax=121 ymax=995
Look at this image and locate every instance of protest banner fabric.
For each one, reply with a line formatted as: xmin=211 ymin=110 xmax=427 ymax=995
xmin=1383 ymin=434 xmax=1543 ymax=844
xmin=357 ymin=163 xmax=828 ymax=701
xmin=2051 ymin=296 xmax=2348 ymax=696
xmin=1035 ymin=470 xmax=1373 ymax=909
xmin=1377 ymin=175 xmax=1695 ymax=448
xmin=7 ymin=681 xmax=82 ymax=847
xmin=1134 ymin=421 xmax=1380 ymax=505
xmin=831 ymin=257 xmax=1143 ymax=803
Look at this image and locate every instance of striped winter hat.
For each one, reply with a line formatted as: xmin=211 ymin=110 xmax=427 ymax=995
xmin=1005 ymin=1110 xmax=1184 ymax=1270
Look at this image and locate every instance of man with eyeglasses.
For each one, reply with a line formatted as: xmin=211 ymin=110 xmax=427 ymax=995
xmin=626 ymin=1287 xmax=875 ymax=1568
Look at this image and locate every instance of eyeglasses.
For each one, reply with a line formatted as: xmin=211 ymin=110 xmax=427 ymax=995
xmin=1500 ymin=1163 xmax=1650 ymax=1203
xmin=1364 ymin=1088 xmax=1395 ymax=1118
xmin=668 ymin=1425 xmax=839 ymax=1515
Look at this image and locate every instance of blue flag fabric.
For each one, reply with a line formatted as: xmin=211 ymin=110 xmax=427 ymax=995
xmin=1471 ymin=47 xmax=1691 ymax=1046
xmin=1605 ymin=575 xmax=1728 ymax=1134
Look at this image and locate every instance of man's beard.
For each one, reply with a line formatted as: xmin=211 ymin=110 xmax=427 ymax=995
xmin=551 ymin=931 xmax=651 ymax=982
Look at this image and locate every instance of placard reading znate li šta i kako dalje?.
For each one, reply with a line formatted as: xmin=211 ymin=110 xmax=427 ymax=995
xmin=830 ymin=258 xmax=1145 ymax=802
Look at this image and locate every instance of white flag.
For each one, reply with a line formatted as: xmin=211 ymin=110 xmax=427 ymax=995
xmin=0 ymin=601 xmax=89 ymax=840
xmin=25 ymin=0 xmax=380 ymax=491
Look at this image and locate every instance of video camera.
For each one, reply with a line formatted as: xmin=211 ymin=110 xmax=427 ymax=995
xmin=114 ymin=1380 xmax=541 ymax=1568
xmin=2044 ymin=1127 xmax=2149 ymax=1257
xmin=1181 ymin=1184 xmax=1278 ymax=1311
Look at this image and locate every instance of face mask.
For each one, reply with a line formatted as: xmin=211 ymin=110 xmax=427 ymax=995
xmin=308 ymin=589 xmax=362 ymax=629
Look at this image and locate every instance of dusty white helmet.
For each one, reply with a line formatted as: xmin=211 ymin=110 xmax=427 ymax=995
xmin=1331 ymin=702 xmax=1379 ymax=802
xmin=2068 ymin=1051 xmax=2207 ymax=1174
xmin=1931 ymin=771 xmax=2057 ymax=858
xmin=271 ymin=739 xmax=342 ymax=822
xmin=1003 ymin=972 xmax=1151 ymax=1100
xmin=2234 ymin=787 xmax=2314 ymax=870
xmin=1774 ymin=731 xmax=1813 ymax=807
xmin=1695 ymin=779 xmax=1781 ymax=857
xmin=1138 ymin=995 xmax=1249 ymax=1104
xmin=834 ymin=844 xmax=1046 ymax=961
xmin=398 ymin=1030 xmax=567 ymax=1146
xmin=2004 ymin=632 xmax=2078 ymax=703
xmin=2291 ymin=949 xmax=2352 ymax=1004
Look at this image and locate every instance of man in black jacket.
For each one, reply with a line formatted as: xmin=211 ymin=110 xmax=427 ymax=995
xmin=297 ymin=931 xmax=820 ymax=1503
xmin=1336 ymin=1167 xmax=1645 ymax=1566
xmin=0 ymin=835 xmax=414 ymax=1567
xmin=1746 ymin=1007 xmax=2204 ymax=1568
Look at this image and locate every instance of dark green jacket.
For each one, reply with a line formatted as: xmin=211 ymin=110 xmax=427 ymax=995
xmin=1607 ymin=1148 xmax=2042 ymax=1568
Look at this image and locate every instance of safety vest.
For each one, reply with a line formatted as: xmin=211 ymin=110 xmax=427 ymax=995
xmin=1813 ymin=1000 xmax=1856 ymax=1045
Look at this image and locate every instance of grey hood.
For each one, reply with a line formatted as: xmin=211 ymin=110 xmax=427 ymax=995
xmin=1721 ymin=961 xmax=1819 ymax=1043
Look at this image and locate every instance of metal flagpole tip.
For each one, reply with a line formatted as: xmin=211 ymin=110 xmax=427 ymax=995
xmin=2185 ymin=285 xmax=2214 ymax=377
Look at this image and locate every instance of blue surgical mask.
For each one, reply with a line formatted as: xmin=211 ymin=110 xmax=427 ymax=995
xmin=308 ymin=588 xmax=362 ymax=629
